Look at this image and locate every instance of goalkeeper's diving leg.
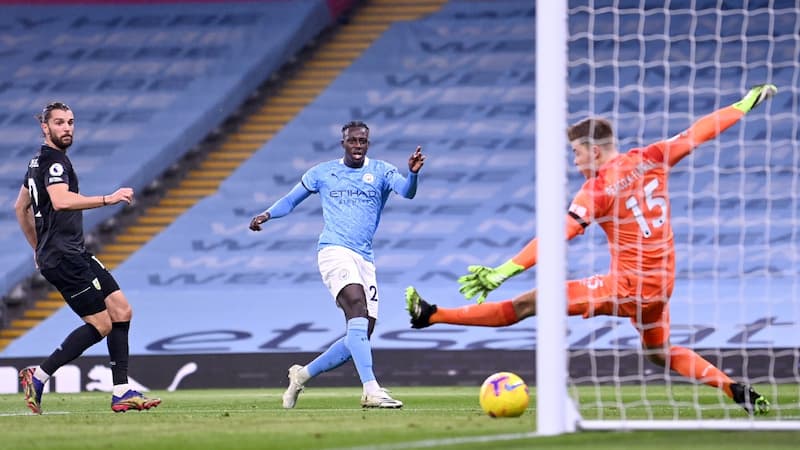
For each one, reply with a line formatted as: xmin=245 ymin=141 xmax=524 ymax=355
xmin=639 ymin=311 xmax=770 ymax=416
xmin=405 ymin=286 xmax=530 ymax=329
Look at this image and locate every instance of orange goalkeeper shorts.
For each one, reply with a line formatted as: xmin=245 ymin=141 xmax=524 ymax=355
xmin=565 ymin=272 xmax=674 ymax=347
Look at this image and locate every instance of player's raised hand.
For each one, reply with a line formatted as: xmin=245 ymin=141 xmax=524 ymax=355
xmin=107 ymin=187 xmax=134 ymax=205
xmin=732 ymin=84 xmax=777 ymax=114
xmin=249 ymin=213 xmax=269 ymax=232
xmin=408 ymin=146 xmax=425 ymax=173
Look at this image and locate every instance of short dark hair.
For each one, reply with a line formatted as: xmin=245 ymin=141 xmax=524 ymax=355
xmin=566 ymin=117 xmax=614 ymax=145
xmin=37 ymin=101 xmax=71 ymax=124
xmin=341 ymin=120 xmax=369 ymax=138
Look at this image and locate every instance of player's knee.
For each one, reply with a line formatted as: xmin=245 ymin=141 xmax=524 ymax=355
xmin=344 ymin=303 xmax=369 ymax=321
xmin=337 ymin=284 xmax=368 ymax=320
xmin=105 ymin=292 xmax=133 ymax=321
xmin=512 ymin=289 xmax=537 ymax=319
xmin=107 ymin=303 xmax=132 ymax=322
xmin=91 ymin=319 xmax=113 ymax=337
xmin=643 ymin=344 xmax=669 ymax=367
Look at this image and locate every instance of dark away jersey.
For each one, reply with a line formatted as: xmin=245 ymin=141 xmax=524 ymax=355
xmin=23 ymin=145 xmax=85 ymax=269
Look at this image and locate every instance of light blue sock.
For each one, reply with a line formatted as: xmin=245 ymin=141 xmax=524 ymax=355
xmin=343 ymin=317 xmax=375 ymax=384
xmin=306 ymin=337 xmax=351 ymax=377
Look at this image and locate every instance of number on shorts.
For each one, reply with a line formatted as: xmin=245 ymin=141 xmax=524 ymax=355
xmin=368 ymin=285 xmax=378 ymax=301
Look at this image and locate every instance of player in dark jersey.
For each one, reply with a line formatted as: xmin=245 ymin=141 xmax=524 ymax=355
xmin=13 ymin=101 xmax=160 ymax=414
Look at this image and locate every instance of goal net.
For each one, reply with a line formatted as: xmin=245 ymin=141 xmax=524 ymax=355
xmin=537 ymin=0 xmax=800 ymax=432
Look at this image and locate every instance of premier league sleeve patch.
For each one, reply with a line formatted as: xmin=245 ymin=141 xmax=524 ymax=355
xmin=46 ymin=163 xmax=66 ymax=184
xmin=49 ymin=163 xmax=64 ymax=176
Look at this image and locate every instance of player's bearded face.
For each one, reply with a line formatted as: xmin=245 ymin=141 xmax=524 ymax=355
xmin=48 ymin=126 xmax=73 ymax=150
xmin=43 ymin=110 xmax=74 ymax=151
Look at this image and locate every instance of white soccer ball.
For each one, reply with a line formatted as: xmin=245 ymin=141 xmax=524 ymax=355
xmin=478 ymin=371 xmax=530 ymax=418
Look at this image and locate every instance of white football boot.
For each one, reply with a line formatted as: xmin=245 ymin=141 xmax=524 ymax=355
xmin=282 ymin=364 xmax=305 ymax=409
xmin=361 ymin=388 xmax=403 ymax=409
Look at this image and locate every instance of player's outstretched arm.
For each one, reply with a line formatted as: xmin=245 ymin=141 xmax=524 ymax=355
xmin=249 ymin=182 xmax=312 ymax=232
xmin=732 ymin=84 xmax=778 ymax=114
xmin=664 ymin=84 xmax=778 ymax=167
xmin=457 ymin=213 xmax=587 ymax=303
xmin=458 ymin=237 xmax=537 ymax=303
xmin=47 ymin=183 xmax=134 ymax=211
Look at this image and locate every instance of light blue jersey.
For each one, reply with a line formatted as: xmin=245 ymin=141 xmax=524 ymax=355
xmin=266 ymin=157 xmax=418 ymax=262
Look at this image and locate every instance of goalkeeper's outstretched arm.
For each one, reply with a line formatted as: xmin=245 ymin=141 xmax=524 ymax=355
xmin=458 ymin=215 xmax=585 ymax=303
xmin=663 ymin=84 xmax=777 ymax=167
xmin=502 ymin=214 xmax=587 ymax=271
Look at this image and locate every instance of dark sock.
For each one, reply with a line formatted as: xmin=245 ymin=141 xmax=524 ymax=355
xmin=107 ymin=321 xmax=130 ymax=386
xmin=40 ymin=323 xmax=103 ymax=375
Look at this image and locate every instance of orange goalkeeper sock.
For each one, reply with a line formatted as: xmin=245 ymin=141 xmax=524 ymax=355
xmin=669 ymin=346 xmax=734 ymax=398
xmin=430 ymin=300 xmax=519 ymax=327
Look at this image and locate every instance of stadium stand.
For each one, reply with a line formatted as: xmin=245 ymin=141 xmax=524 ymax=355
xmin=1 ymin=0 xmax=797 ymax=389
xmin=0 ymin=0 xmax=340 ymax=334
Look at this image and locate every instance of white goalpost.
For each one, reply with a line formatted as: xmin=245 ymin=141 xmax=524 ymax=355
xmin=536 ymin=0 xmax=800 ymax=433
xmin=535 ymin=0 xmax=571 ymax=436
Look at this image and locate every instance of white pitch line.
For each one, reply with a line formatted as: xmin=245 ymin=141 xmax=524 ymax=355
xmin=329 ymin=431 xmax=540 ymax=450
xmin=0 ymin=411 xmax=70 ymax=417
xmin=0 ymin=407 xmax=483 ymax=417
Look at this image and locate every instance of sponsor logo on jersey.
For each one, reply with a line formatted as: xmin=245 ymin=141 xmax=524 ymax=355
xmin=330 ymin=190 xmax=377 ymax=198
xmin=29 ymin=158 xmax=39 ymax=168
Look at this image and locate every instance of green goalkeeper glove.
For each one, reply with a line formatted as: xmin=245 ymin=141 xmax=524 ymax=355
xmin=732 ymin=84 xmax=777 ymax=114
xmin=457 ymin=260 xmax=525 ymax=304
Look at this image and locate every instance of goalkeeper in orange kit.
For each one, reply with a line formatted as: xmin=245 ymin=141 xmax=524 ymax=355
xmin=406 ymin=84 xmax=777 ymax=415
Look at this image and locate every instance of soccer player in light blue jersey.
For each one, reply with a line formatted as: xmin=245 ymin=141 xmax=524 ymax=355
xmin=249 ymin=121 xmax=425 ymax=408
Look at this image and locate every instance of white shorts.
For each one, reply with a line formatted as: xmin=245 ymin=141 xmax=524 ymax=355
xmin=318 ymin=245 xmax=379 ymax=319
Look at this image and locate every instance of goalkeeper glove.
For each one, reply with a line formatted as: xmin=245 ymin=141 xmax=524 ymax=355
xmin=732 ymin=84 xmax=777 ymax=114
xmin=457 ymin=260 xmax=525 ymax=304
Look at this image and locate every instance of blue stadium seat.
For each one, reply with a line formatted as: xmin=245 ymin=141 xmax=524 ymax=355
xmin=0 ymin=1 xmax=333 ymax=296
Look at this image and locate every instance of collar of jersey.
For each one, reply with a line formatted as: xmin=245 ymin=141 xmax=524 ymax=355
xmin=339 ymin=156 xmax=370 ymax=167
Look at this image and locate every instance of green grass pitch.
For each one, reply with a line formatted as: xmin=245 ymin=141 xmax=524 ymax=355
xmin=1 ymin=385 xmax=799 ymax=450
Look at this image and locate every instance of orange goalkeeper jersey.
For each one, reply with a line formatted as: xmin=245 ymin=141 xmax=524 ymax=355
xmin=509 ymin=106 xmax=745 ymax=286
xmin=569 ymin=143 xmax=674 ymax=279
xmin=566 ymin=106 xmax=746 ymax=281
